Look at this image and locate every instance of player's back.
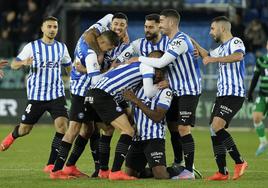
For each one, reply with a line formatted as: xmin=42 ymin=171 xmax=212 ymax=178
xmin=93 ymin=62 xmax=143 ymax=102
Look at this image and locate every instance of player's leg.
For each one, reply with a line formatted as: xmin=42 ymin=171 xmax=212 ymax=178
xmin=96 ymin=122 xmax=114 ymax=178
xmin=47 ymin=97 xmax=75 ymax=179
xmin=176 ymin=95 xmax=199 ymax=180
xmin=125 ymin=141 xmax=147 ymax=178
xmin=166 ymin=97 xmax=184 ymax=167
xmin=87 ymin=89 xmax=136 ymax=180
xmin=210 ymin=96 xmax=247 ymax=180
xmin=145 ymin=139 xmax=169 ymax=179
xmin=62 ymin=98 xmax=97 ymax=178
xmin=0 ymin=100 xmax=45 ymax=151
xmin=206 ymin=98 xmax=229 ymax=180
xmin=89 ymin=125 xmax=101 ymax=177
xmin=252 ymin=96 xmax=268 ymax=156
xmin=108 ymin=114 xmax=136 ymax=180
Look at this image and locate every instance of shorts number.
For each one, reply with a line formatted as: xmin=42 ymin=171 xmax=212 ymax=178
xmin=25 ymin=104 xmax=32 ymax=113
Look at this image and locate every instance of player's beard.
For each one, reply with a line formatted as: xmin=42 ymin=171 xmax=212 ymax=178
xmin=145 ymin=32 xmax=158 ymax=41
xmin=47 ymin=33 xmax=56 ymax=40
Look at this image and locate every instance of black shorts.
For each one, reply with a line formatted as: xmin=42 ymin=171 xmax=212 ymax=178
xmin=166 ymin=95 xmax=200 ymax=126
xmin=87 ymin=88 xmax=125 ymax=124
xmin=209 ymin=96 xmax=245 ymax=128
xmin=69 ymin=95 xmax=86 ymax=123
xmin=21 ymin=96 xmax=68 ymax=124
xmin=125 ymin=139 xmax=166 ymax=172
xmin=84 ymin=96 xmax=102 ymax=123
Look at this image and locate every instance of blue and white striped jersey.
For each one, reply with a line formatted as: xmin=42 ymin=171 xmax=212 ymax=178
xmin=209 ymin=37 xmax=246 ymax=97
xmin=117 ymin=35 xmax=169 ymax=63
xmin=93 ymin=62 xmax=155 ymax=103
xmin=166 ymin=32 xmax=201 ymax=96
xmin=139 ymin=32 xmax=201 ymax=96
xmin=102 ymin=41 xmax=129 ymax=70
xmin=133 ymin=87 xmax=172 ymax=141
xmin=16 ymin=39 xmax=71 ymax=101
xmin=71 ymin=36 xmax=101 ymax=97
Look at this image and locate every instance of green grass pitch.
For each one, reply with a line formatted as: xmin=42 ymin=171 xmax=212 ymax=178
xmin=0 ymin=125 xmax=267 ymax=188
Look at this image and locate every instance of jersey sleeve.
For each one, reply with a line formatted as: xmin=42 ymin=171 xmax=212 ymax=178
xmin=88 ymin=14 xmax=113 ymax=34
xmin=116 ymin=39 xmax=140 ymax=63
xmin=16 ymin=42 xmax=32 ymax=61
xmin=230 ymin=37 xmax=245 ymax=55
xmin=85 ymin=51 xmax=101 ymax=76
xmin=61 ymin=44 xmax=72 ymax=67
xmin=157 ymin=88 xmax=173 ymax=110
xmin=139 ymin=63 xmax=155 ymax=78
xmin=166 ymin=38 xmax=188 ymax=58
xmin=209 ymin=46 xmax=220 ymax=57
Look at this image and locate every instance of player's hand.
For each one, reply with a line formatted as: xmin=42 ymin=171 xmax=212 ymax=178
xmin=247 ymin=94 xmax=253 ymax=102
xmin=203 ymin=56 xmax=213 ymax=65
xmin=0 ymin=59 xmax=8 ymax=68
xmin=193 ymin=47 xmax=200 ymax=59
xmin=97 ymin=53 xmax=104 ymax=64
xmin=122 ymin=33 xmax=130 ymax=44
xmin=126 ymin=57 xmax=139 ymax=64
xmin=110 ymin=59 xmax=121 ymax=69
xmin=23 ymin=57 xmax=33 ymax=66
xmin=157 ymin=80 xmax=169 ymax=89
xmin=123 ymin=90 xmax=137 ymax=102
xmin=74 ymin=60 xmax=87 ymax=73
xmin=0 ymin=70 xmax=4 ymax=79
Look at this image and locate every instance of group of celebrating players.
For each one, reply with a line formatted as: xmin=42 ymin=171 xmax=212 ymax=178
xmin=0 ymin=8 xmax=249 ymax=181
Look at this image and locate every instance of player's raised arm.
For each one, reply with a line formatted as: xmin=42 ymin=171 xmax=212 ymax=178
xmin=84 ymin=14 xmax=114 ymax=54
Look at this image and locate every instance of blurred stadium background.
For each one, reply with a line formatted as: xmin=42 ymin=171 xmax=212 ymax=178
xmin=1 ymin=0 xmax=267 ymax=126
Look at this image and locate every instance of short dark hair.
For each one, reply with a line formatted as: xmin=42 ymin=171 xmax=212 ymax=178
xmin=145 ymin=14 xmax=160 ymax=23
xmin=101 ymin=30 xmax=120 ymax=46
xmin=112 ymin=12 xmax=128 ymax=23
xmin=160 ymin=9 xmax=180 ymax=23
xmin=148 ymin=50 xmax=164 ymax=58
xmin=212 ymin=16 xmax=230 ymax=23
xmin=42 ymin=16 xmax=58 ymax=24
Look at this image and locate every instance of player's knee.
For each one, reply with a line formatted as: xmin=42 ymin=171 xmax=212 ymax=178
xmin=152 ymin=167 xmax=169 ymax=179
xmin=68 ymin=122 xmax=82 ymax=137
xmin=178 ymin=125 xmax=190 ymax=136
xmin=253 ymin=114 xmax=263 ymax=124
xmin=80 ymin=123 xmax=94 ymax=139
xmin=211 ymin=117 xmax=225 ymax=132
xmin=54 ymin=117 xmax=68 ymax=133
xmin=123 ymin=126 xmax=135 ymax=137
xmin=102 ymin=125 xmax=114 ymax=136
xmin=125 ymin=167 xmax=138 ymax=177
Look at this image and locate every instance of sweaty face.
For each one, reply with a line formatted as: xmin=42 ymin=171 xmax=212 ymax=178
xmin=159 ymin=15 xmax=170 ymax=36
xmin=111 ymin=18 xmax=127 ymax=39
xmin=209 ymin=22 xmax=221 ymax=43
xmin=41 ymin=20 xmax=58 ymax=40
xmin=144 ymin=20 xmax=160 ymax=41
xmin=97 ymin=35 xmax=114 ymax=52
